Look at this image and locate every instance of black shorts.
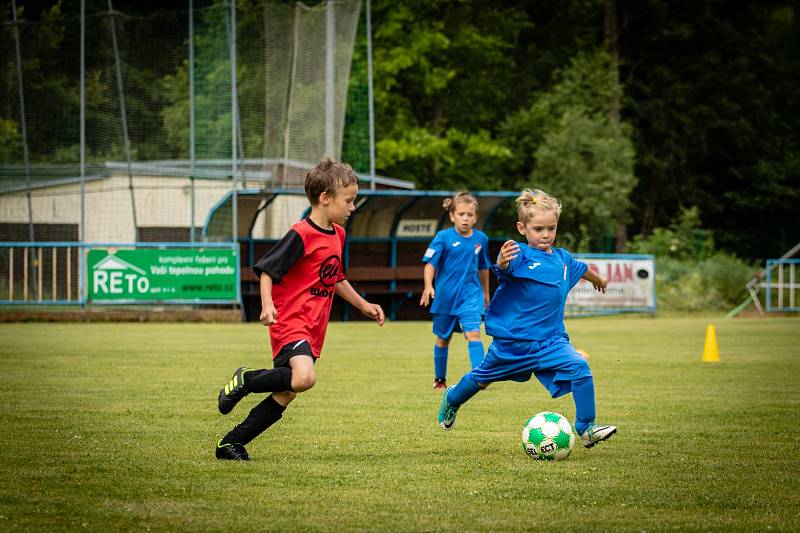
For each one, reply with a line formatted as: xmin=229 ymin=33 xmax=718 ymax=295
xmin=273 ymin=339 xmax=317 ymax=368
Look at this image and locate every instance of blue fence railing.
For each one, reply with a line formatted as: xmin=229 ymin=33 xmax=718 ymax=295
xmin=0 ymin=242 xmax=241 ymax=306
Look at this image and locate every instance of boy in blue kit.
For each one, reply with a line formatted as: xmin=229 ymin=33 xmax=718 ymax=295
xmin=420 ymin=192 xmax=491 ymax=389
xmin=437 ymin=189 xmax=617 ymax=448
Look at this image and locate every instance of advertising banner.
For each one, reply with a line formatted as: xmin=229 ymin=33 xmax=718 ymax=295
xmin=87 ymin=247 xmax=238 ymax=302
xmin=568 ymin=254 xmax=656 ymax=313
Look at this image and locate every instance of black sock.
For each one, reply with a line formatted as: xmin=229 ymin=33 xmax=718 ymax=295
xmin=245 ymin=367 xmax=293 ymax=393
xmin=222 ymin=395 xmax=286 ymax=446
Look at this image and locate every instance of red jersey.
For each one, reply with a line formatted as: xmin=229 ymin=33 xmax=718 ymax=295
xmin=252 ymin=218 xmax=346 ymax=358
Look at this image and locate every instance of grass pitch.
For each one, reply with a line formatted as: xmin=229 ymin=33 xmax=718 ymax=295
xmin=1 ymin=316 xmax=799 ymax=531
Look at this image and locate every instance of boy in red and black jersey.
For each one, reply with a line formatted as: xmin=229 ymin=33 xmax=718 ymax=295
xmin=215 ymin=157 xmax=384 ymax=461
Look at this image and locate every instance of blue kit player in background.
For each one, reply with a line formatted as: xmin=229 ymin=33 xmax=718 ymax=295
xmin=420 ymin=191 xmax=490 ymax=389
xmin=437 ymin=189 xmax=618 ymax=448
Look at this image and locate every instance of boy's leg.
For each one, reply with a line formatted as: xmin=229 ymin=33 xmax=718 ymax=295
xmin=460 ymin=313 xmax=485 ymax=369
xmin=217 ymin=343 xmax=316 ymax=460
xmin=217 ymin=366 xmax=292 ymax=415
xmin=219 ymin=393 xmax=289 ymax=448
xmin=532 ymin=339 xmax=616 ymax=447
xmin=433 ymin=339 xmax=449 ymax=388
xmin=432 ymin=314 xmax=457 ymax=387
xmin=438 ymin=340 xmax=514 ymax=429
xmin=571 ymin=375 xmax=596 ymax=435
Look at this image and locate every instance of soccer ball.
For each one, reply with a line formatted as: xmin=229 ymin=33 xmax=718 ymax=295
xmin=521 ymin=411 xmax=575 ymax=460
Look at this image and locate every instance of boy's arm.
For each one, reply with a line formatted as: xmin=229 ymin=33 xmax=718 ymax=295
xmin=479 ymin=269 xmax=490 ymax=307
xmin=259 ymin=273 xmax=278 ymax=325
xmin=335 ymin=280 xmax=385 ymax=326
xmin=419 ymin=263 xmax=436 ymax=307
xmin=581 ymin=267 xmax=608 ymax=293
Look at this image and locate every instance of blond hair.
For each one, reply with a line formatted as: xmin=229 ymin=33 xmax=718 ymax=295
xmin=515 ymin=189 xmax=562 ymax=222
xmin=304 ymin=156 xmax=359 ymax=204
xmin=442 ymin=191 xmax=479 ymax=213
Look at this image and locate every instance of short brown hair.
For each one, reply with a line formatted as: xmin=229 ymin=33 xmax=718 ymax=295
xmin=304 ymin=156 xmax=359 ymax=204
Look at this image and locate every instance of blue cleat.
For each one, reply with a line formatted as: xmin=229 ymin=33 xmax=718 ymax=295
xmin=437 ymin=387 xmax=458 ymax=430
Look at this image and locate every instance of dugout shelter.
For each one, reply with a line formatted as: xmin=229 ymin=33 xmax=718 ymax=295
xmin=203 ymin=189 xmax=519 ymax=321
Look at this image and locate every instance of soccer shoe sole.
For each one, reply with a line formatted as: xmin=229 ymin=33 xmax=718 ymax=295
xmin=437 ymin=388 xmax=457 ymax=430
xmin=583 ymin=426 xmax=618 ymax=449
xmin=218 ymin=367 xmax=248 ymax=415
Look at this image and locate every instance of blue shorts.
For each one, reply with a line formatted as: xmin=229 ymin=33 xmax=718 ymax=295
xmin=470 ymin=334 xmax=592 ymax=398
xmin=432 ymin=312 xmax=482 ymax=340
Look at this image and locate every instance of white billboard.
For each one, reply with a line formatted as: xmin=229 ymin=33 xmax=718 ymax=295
xmin=568 ymin=254 xmax=656 ymax=315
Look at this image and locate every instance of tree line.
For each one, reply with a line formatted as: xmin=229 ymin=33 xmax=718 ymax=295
xmin=3 ymin=0 xmax=798 ymax=261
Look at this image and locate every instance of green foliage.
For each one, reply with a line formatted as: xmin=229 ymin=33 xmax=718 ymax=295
xmin=515 ymin=51 xmax=636 ymax=250
xmin=0 ymin=118 xmax=21 ymax=161
xmin=630 ymin=207 xmax=714 ymax=261
xmin=372 ymin=0 xmax=527 ymax=189
xmin=632 ymin=207 xmax=755 ymax=311
xmin=655 ymin=254 xmax=755 ymax=311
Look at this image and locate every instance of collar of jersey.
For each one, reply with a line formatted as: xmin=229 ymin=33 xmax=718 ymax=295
xmin=305 ymin=217 xmax=337 ymax=235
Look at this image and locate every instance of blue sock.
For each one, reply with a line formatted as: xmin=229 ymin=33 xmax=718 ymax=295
xmin=572 ymin=376 xmax=596 ymax=435
xmin=447 ymin=373 xmax=481 ymax=408
xmin=467 ymin=340 xmax=484 ymax=369
xmin=433 ymin=345 xmax=448 ymax=380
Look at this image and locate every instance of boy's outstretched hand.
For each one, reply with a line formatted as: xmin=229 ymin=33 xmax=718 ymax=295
xmin=497 ymin=239 xmax=520 ymax=270
xmin=581 ymin=268 xmax=608 ymax=293
xmin=362 ymin=302 xmax=385 ymax=326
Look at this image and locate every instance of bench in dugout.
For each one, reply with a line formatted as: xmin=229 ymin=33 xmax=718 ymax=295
xmin=345 ymin=266 xmax=423 ymax=320
xmin=239 ymin=265 xmax=424 ymax=321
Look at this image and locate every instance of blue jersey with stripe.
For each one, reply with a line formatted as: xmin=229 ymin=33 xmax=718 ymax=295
xmin=485 ymin=245 xmax=588 ymax=341
xmin=422 ymin=227 xmax=490 ymax=316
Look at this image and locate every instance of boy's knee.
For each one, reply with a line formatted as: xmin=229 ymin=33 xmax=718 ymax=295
xmin=464 ymin=331 xmax=481 ymax=342
xmin=273 ymin=391 xmax=297 ymax=406
xmin=292 ymin=374 xmax=316 ymax=392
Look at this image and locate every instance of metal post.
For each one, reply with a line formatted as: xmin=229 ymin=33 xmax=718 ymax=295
xmin=80 ymin=0 xmax=86 ymax=307
xmin=189 ymin=0 xmax=196 ymax=242
xmin=10 ymin=1 xmax=34 ymax=243
xmin=108 ymin=0 xmax=138 ymax=239
xmin=366 ymin=0 xmax=376 ymax=190
xmin=325 ymin=0 xmax=335 ymax=155
xmin=284 ymin=4 xmax=300 ymax=187
xmin=80 ymin=0 xmax=85 ymax=243
xmin=230 ymin=0 xmax=238 ymax=241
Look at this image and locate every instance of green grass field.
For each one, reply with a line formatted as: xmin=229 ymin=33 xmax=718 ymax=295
xmin=1 ymin=316 xmax=799 ymax=531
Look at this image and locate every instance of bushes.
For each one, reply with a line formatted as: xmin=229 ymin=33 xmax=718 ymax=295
xmin=631 ymin=207 xmax=757 ymax=312
xmin=654 ymin=253 xmax=755 ymax=312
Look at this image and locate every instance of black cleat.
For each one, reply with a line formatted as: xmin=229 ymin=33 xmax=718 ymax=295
xmin=215 ymin=440 xmax=250 ymax=461
xmin=218 ymin=367 xmax=250 ymax=415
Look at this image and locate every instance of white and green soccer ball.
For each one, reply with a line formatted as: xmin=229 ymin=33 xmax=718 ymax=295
xmin=521 ymin=411 xmax=575 ymax=460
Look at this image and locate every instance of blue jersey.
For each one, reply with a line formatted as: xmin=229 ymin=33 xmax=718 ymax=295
xmin=485 ymin=245 xmax=587 ymax=341
xmin=422 ymin=227 xmax=490 ymax=316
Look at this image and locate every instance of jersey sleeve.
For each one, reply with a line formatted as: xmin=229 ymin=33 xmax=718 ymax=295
xmin=422 ymin=232 xmax=444 ymax=268
xmin=252 ymin=229 xmax=304 ymax=283
xmin=563 ymin=249 xmax=589 ymax=289
xmin=478 ymin=233 xmax=491 ymax=270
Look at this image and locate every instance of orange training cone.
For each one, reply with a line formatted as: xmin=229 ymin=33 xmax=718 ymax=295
xmin=702 ymin=324 xmax=720 ymax=362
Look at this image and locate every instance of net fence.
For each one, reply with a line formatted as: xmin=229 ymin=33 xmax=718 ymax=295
xmin=0 ymin=0 xmax=367 ymax=247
